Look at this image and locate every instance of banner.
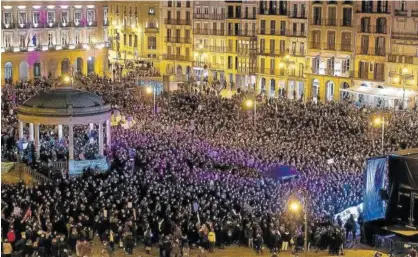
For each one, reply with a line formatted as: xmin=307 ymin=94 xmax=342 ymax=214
xmin=68 ymin=158 xmax=108 ymax=175
xmin=363 ymin=157 xmax=388 ymax=222
xmin=1 ymin=162 xmax=15 ymax=174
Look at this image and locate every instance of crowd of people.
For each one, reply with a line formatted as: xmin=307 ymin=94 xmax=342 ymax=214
xmin=1 ymin=75 xmax=418 ymax=257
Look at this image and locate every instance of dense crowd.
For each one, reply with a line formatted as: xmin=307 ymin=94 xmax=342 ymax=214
xmin=2 ymin=75 xmax=417 ymax=257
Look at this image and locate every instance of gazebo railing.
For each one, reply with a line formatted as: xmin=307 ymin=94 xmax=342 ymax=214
xmin=52 ymin=161 xmax=68 ymax=170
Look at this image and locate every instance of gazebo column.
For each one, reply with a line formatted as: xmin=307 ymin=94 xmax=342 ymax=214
xmin=89 ymin=123 xmax=94 ymax=134
xmin=58 ymin=125 xmax=63 ymax=140
xmin=29 ymin=123 xmax=34 ymax=141
xmin=106 ymin=119 xmax=111 ymax=147
xmin=99 ymin=122 xmax=104 ymax=156
xmin=34 ymin=123 xmax=40 ymax=158
xmin=69 ymin=124 xmax=74 ymax=160
xmin=18 ymin=121 xmax=24 ymax=140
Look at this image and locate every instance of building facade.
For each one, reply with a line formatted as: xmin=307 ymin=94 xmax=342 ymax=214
xmin=2 ymin=0 xmax=418 ymax=108
xmin=106 ymin=1 xmax=162 ymax=73
xmin=1 ymin=0 xmax=109 ymax=82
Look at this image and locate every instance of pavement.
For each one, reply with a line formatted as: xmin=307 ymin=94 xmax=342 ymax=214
xmin=89 ymin=238 xmax=388 ymax=257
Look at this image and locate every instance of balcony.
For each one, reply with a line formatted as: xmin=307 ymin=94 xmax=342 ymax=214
xmin=60 ymin=21 xmax=74 ymax=28
xmin=311 ymin=18 xmax=323 ymax=26
xmin=391 ymin=32 xmax=418 ymax=40
xmin=196 ymin=45 xmax=230 ymax=53
xmin=87 ymin=21 xmax=97 ymax=27
xmin=356 ymin=47 xmax=385 ymax=56
xmin=227 ymin=30 xmax=256 ymax=37
xmin=259 ymin=8 xmax=288 ymax=16
xmin=388 ymin=55 xmax=416 ymax=65
xmin=257 ymin=68 xmax=276 ymax=75
xmin=165 ymin=37 xmax=191 ymax=44
xmin=145 ymin=26 xmax=159 ymax=33
xmin=323 ymin=43 xmax=336 ymax=51
xmin=394 ymin=9 xmax=407 ymax=16
xmin=412 ymin=11 xmax=418 ymax=17
xmin=358 ymin=25 xmax=387 ymax=34
xmin=15 ymin=22 xmax=32 ymax=29
xmin=46 ymin=22 xmax=59 ymax=28
xmin=237 ymin=67 xmax=256 ymax=74
xmin=2 ymin=22 xmax=15 ymax=29
xmin=340 ymin=43 xmax=353 ymax=52
xmin=164 ymin=19 xmax=192 ymax=25
xmin=341 ymin=19 xmax=352 ymax=27
xmin=325 ymin=18 xmax=338 ymax=26
xmin=309 ymin=41 xmax=321 ymax=50
xmin=193 ymin=29 xmax=225 ymax=36
xmin=286 ymin=30 xmax=307 ymax=37
xmin=193 ymin=13 xmax=225 ymax=20
xmin=356 ymin=7 xmax=390 ymax=14
xmin=288 ymin=11 xmax=307 ymax=19
xmin=163 ymin=54 xmax=192 ymax=61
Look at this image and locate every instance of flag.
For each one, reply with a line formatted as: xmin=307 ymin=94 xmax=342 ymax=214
xmin=22 ymin=207 xmax=32 ymax=222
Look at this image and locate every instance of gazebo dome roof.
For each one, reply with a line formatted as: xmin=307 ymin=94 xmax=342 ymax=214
xmin=17 ymin=88 xmax=111 ymax=118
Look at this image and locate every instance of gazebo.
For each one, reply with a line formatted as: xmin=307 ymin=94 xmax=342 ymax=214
xmin=16 ymin=87 xmax=112 ymax=160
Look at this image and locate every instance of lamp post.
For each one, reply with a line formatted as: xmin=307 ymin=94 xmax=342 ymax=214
xmin=244 ymin=98 xmax=257 ymax=127
xmin=373 ymin=116 xmax=386 ymax=153
xmin=289 ymin=194 xmax=308 ymax=257
xmin=146 ymin=85 xmax=156 ymax=118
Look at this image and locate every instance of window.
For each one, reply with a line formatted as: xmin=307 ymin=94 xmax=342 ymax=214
xmin=61 ymin=31 xmax=68 ymax=45
xmin=149 ymin=8 xmax=155 ymax=15
xmin=280 ymin=21 xmax=286 ymax=35
xmin=4 ymin=34 xmax=11 ymax=47
xmin=270 ymin=21 xmax=276 ymax=34
xmin=148 ymin=37 xmax=156 ymax=49
xmin=301 ymin=23 xmax=305 ymax=34
xmin=104 ymin=8 xmax=108 ymax=23
xmin=401 ymin=0 xmax=406 ymax=11
xmin=177 ymin=1 xmax=181 ymax=7
xmin=204 ymin=7 xmax=209 ymax=14
xmin=186 ymin=0 xmax=190 ymax=8
xmin=342 ymin=59 xmax=350 ymax=73
xmin=168 ymin=1 xmax=172 ymax=7
xmin=18 ymin=12 xmax=27 ymax=24
xmin=123 ymin=34 xmax=127 ymax=45
xmin=61 ymin=11 xmax=68 ymax=24
xmin=186 ymin=11 xmax=190 ymax=21
xmin=75 ymin=31 xmax=81 ymax=44
xmin=74 ymin=11 xmax=82 ymax=25
xmin=87 ymin=10 xmax=95 ymax=24
xmin=129 ymin=35 xmax=132 ymax=46
xmin=342 ymin=8 xmax=352 ymax=26
xmin=300 ymin=42 xmax=305 ymax=55
xmin=228 ymin=56 xmax=233 ymax=69
xmin=280 ymin=40 xmax=285 ymax=53
xmin=4 ymin=13 xmax=12 ymax=25
xmin=34 ymin=63 xmax=41 ymax=77
xmin=270 ymin=39 xmax=275 ymax=54
xmin=47 ymin=11 xmax=55 ymax=23
xmin=313 ymin=7 xmax=322 ymax=25
xmin=260 ymin=39 xmax=265 ymax=53
xmin=260 ymin=20 xmax=266 ymax=34
xmin=19 ymin=35 xmax=26 ymax=47
xmin=48 ymin=32 xmax=54 ymax=45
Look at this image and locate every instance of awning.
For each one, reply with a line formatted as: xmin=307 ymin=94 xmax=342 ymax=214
xmin=340 ymin=85 xmax=418 ymax=100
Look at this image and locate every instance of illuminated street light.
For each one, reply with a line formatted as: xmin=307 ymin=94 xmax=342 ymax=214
xmin=63 ymin=76 xmax=71 ymax=84
xmin=245 ymin=99 xmax=254 ymax=108
xmin=372 ymin=115 xmax=386 ymax=153
xmin=146 ymin=86 xmax=156 ymax=117
xmin=243 ymin=98 xmax=256 ymax=127
xmin=289 ymin=201 xmax=300 ymax=212
xmin=289 ymin=197 xmax=308 ymax=257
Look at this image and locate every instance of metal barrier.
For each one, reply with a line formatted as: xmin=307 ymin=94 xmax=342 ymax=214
xmin=19 ymin=163 xmax=51 ymax=184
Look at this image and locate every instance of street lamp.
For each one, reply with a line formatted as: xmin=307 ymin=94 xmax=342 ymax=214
xmin=244 ymin=98 xmax=256 ymax=127
xmin=373 ymin=116 xmax=386 ymax=153
xmin=289 ymin=197 xmax=308 ymax=257
xmin=146 ymin=86 xmax=156 ymax=117
xmin=63 ymin=75 xmax=73 ymax=87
